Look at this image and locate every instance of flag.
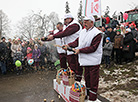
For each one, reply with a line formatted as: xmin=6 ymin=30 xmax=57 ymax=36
xmin=83 ymin=0 xmax=101 ymax=16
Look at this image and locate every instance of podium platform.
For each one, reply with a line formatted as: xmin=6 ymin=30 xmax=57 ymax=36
xmin=53 ymin=79 xmax=101 ymax=102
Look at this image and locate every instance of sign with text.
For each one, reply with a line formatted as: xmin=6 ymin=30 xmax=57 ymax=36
xmin=83 ymin=0 xmax=101 ymax=16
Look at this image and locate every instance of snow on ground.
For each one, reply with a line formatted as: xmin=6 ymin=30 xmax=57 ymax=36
xmin=98 ymin=60 xmax=138 ymax=102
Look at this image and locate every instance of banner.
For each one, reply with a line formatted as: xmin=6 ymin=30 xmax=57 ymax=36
xmin=83 ymin=0 xmax=101 ymax=16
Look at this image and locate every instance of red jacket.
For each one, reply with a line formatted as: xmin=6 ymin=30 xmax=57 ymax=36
xmin=26 ymin=53 xmax=32 ymax=61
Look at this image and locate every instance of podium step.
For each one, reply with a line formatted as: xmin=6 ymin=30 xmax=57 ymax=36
xmin=53 ymin=79 xmax=101 ymax=102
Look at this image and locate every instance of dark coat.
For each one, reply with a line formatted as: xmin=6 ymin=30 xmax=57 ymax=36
xmin=39 ymin=45 xmax=47 ymax=56
xmin=131 ymin=29 xmax=138 ymax=40
xmin=32 ymin=49 xmax=41 ymax=62
xmin=7 ymin=42 xmax=12 ymax=56
xmin=123 ymin=32 xmax=135 ymax=59
xmin=0 ymin=42 xmax=7 ymax=62
xmin=111 ymin=20 xmax=119 ymax=28
xmin=106 ymin=31 xmax=116 ymax=42
xmin=21 ymin=46 xmax=27 ymax=56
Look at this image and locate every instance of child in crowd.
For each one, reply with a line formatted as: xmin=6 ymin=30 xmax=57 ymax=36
xmin=13 ymin=47 xmax=24 ymax=75
xmin=32 ymin=44 xmax=41 ymax=71
xmin=26 ymin=47 xmax=32 ymax=61
xmin=103 ymin=37 xmax=113 ymax=68
xmin=24 ymin=47 xmax=33 ymax=71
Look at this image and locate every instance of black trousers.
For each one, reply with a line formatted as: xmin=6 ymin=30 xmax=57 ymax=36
xmin=115 ymin=48 xmax=122 ymax=64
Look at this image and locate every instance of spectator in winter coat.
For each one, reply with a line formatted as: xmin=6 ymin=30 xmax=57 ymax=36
xmin=11 ymin=39 xmax=22 ymax=58
xmin=103 ymin=37 xmax=113 ymax=68
xmin=114 ymin=29 xmax=123 ymax=64
xmin=0 ymin=39 xmax=7 ymax=75
xmin=24 ymin=47 xmax=33 ymax=70
xmin=13 ymin=47 xmax=24 ymax=75
xmin=120 ymin=24 xmax=126 ymax=37
xmin=32 ymin=44 xmax=41 ymax=71
xmin=106 ymin=27 xmax=116 ymax=43
xmin=106 ymin=27 xmax=116 ymax=61
xmin=39 ymin=42 xmax=47 ymax=69
xmin=100 ymin=27 xmax=107 ymax=46
xmin=123 ymin=28 xmax=135 ymax=62
xmin=28 ymin=39 xmax=34 ymax=53
xmin=1 ymin=37 xmax=8 ymax=61
xmin=7 ymin=38 xmax=13 ymax=71
xmin=111 ymin=18 xmax=119 ymax=29
xmin=21 ymin=43 xmax=27 ymax=57
xmin=25 ymin=47 xmax=32 ymax=61
xmin=130 ymin=24 xmax=138 ymax=52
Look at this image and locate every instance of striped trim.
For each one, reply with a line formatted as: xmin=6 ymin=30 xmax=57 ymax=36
xmin=69 ymin=89 xmax=80 ymax=101
xmin=76 ymin=75 xmax=82 ymax=77
xmin=89 ymin=90 xmax=97 ymax=95
xmin=86 ymin=87 xmax=90 ymax=89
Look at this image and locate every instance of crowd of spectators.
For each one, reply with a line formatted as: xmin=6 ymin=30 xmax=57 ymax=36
xmin=99 ymin=20 xmax=138 ymax=68
xmin=0 ymin=37 xmax=55 ymax=75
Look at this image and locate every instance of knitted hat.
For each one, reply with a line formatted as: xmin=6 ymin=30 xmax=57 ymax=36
xmin=27 ymin=47 xmax=32 ymax=51
xmin=106 ymin=37 xmax=110 ymax=41
xmin=116 ymin=29 xmax=121 ymax=33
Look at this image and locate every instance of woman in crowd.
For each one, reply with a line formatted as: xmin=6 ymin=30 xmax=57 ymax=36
xmin=32 ymin=44 xmax=41 ymax=71
xmin=13 ymin=47 xmax=24 ymax=75
xmin=123 ymin=28 xmax=135 ymax=63
xmin=28 ymin=39 xmax=34 ymax=53
xmin=11 ymin=39 xmax=22 ymax=63
xmin=120 ymin=24 xmax=126 ymax=37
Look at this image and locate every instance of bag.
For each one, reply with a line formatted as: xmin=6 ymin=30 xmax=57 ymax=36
xmin=69 ymin=81 xmax=86 ymax=102
xmin=123 ymin=45 xmax=130 ymax=52
xmin=56 ymin=68 xmax=64 ymax=84
xmin=62 ymin=67 xmax=75 ymax=86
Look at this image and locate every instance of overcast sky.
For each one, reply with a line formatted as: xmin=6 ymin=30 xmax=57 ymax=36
xmin=0 ymin=0 xmax=138 ymax=25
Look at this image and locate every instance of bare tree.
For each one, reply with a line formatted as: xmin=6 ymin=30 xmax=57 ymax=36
xmin=16 ymin=11 xmax=59 ymax=39
xmin=112 ymin=11 xmax=117 ymax=19
xmin=48 ymin=12 xmax=59 ymax=31
xmin=78 ymin=0 xmax=83 ymax=25
xmin=65 ymin=1 xmax=70 ymax=14
xmin=103 ymin=6 xmax=110 ymax=17
xmin=128 ymin=2 xmax=138 ymax=9
xmin=0 ymin=10 xmax=11 ymax=39
xmin=16 ymin=14 xmax=35 ymax=39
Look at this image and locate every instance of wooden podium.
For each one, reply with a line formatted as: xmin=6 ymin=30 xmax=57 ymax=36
xmin=53 ymin=79 xmax=101 ymax=102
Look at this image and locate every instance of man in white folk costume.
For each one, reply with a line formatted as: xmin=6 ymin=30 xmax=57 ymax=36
xmin=64 ymin=15 xmax=103 ymax=102
xmin=49 ymin=22 xmax=68 ymax=69
xmin=47 ymin=13 xmax=83 ymax=82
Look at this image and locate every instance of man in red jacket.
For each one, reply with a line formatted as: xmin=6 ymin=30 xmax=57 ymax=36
xmin=47 ymin=13 xmax=83 ymax=81
xmin=63 ymin=15 xmax=103 ymax=102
